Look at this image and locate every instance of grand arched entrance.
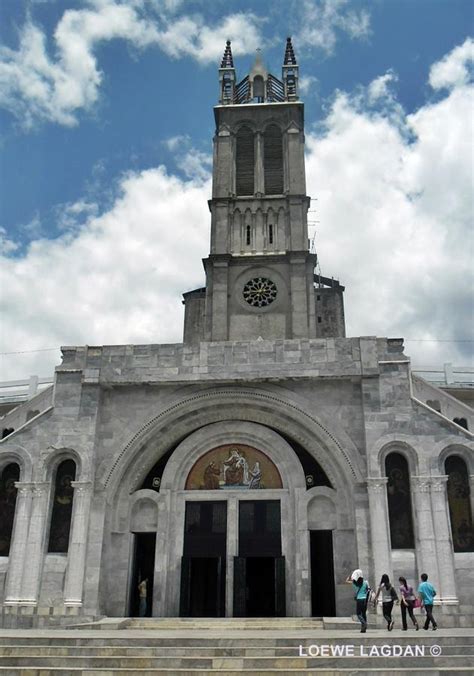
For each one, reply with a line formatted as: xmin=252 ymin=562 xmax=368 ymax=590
xmin=102 ymin=389 xmax=361 ymax=620
xmin=115 ymin=417 xmax=357 ymax=619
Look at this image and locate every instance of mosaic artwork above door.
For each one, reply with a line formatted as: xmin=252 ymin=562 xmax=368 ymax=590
xmin=185 ymin=444 xmax=283 ymax=490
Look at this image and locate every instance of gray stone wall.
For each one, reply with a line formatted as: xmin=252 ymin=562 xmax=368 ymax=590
xmin=0 ymin=335 xmax=472 ymax=625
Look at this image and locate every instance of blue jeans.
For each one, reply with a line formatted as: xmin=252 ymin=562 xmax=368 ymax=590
xmin=382 ymin=601 xmax=394 ymax=626
xmin=356 ymin=599 xmax=367 ymax=627
xmin=139 ymin=597 xmax=147 ymax=617
xmin=423 ymin=604 xmax=437 ymax=629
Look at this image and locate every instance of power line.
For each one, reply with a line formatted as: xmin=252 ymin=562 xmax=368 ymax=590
xmin=0 ymin=347 xmax=60 ymax=356
xmin=404 ymin=339 xmax=473 ymax=343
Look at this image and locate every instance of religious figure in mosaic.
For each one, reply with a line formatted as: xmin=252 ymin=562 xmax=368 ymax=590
xmin=185 ymin=443 xmax=282 ymax=491
xmin=223 ymin=448 xmax=247 ymax=485
xmin=248 ymin=462 xmax=262 ymax=489
xmin=203 ymin=461 xmax=221 ymax=489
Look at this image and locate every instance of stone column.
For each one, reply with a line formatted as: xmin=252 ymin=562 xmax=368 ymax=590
xmin=255 ymin=131 xmax=264 ymax=195
xmin=431 ymin=476 xmax=458 ymax=604
xmin=4 ymin=483 xmax=33 ymax=603
xmin=411 ymin=476 xmax=440 ymax=591
xmin=21 ymin=482 xmax=50 ymax=604
xmin=226 ymin=496 xmax=238 ymax=617
xmin=367 ymin=478 xmax=392 ymax=581
xmin=470 ymin=475 xmax=474 ymax=526
xmin=64 ymin=481 xmax=93 ymax=606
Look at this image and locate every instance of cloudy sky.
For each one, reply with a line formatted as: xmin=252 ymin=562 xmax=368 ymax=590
xmin=0 ymin=0 xmax=472 ymax=381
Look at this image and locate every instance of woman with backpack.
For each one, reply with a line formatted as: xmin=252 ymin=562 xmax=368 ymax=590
xmin=345 ymin=570 xmax=370 ymax=633
xmin=374 ymin=574 xmax=399 ymax=630
xmin=398 ymin=576 xmax=419 ymax=630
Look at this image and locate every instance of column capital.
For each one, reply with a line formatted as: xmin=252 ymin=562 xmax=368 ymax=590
xmin=367 ymin=477 xmax=388 ymax=493
xmin=71 ymin=481 xmax=93 ymax=495
xmin=431 ymin=475 xmax=449 ymax=492
xmin=14 ymin=482 xmax=35 ymax=495
xmin=411 ymin=476 xmax=432 ymax=493
xmin=32 ymin=482 xmax=50 ymax=496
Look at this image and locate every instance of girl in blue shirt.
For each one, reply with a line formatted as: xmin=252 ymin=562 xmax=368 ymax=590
xmin=346 ymin=573 xmax=369 ymax=632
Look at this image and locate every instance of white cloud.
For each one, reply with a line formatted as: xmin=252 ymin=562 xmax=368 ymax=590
xmin=295 ymin=0 xmax=371 ymax=55
xmin=299 ymin=74 xmax=318 ymax=96
xmin=156 ymin=12 xmax=264 ymax=63
xmin=0 ymin=166 xmax=210 ymax=379
xmin=0 ymin=227 xmax=19 ymax=255
xmin=1 ymin=41 xmax=472 ymax=381
xmin=429 ymin=38 xmax=474 ymax=90
xmin=367 ymin=70 xmax=398 ymax=103
xmin=0 ymin=1 xmax=264 ymax=128
xmin=306 ymin=66 xmax=473 ymax=367
xmin=176 ymin=149 xmax=212 ymax=182
xmin=163 ymin=135 xmax=212 ymax=181
xmin=164 ymin=134 xmax=191 ymax=152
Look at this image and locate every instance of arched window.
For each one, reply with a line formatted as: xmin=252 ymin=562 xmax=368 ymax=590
xmin=445 ymin=455 xmax=473 ymax=552
xmin=268 ymin=224 xmax=274 ymax=245
xmin=48 ymin=459 xmax=76 ymax=553
xmin=246 ymin=225 xmax=251 ymax=246
xmin=426 ymin=399 xmax=441 ymax=413
xmin=453 ymin=417 xmax=468 ymax=430
xmin=236 ymin=126 xmax=254 ymax=196
xmin=0 ymin=463 xmax=20 ymax=556
xmin=264 ymin=124 xmax=283 ymax=195
xmin=385 ymin=452 xmax=415 ymax=548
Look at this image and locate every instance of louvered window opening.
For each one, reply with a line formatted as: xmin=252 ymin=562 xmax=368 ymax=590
xmin=264 ymin=125 xmax=283 ymax=194
xmin=236 ymin=127 xmax=254 ymax=196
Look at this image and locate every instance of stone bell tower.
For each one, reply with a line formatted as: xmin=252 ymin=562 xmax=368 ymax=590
xmin=183 ymin=38 xmax=345 ymax=343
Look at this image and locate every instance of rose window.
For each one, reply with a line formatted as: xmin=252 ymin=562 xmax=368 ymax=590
xmin=243 ymin=277 xmax=277 ymax=307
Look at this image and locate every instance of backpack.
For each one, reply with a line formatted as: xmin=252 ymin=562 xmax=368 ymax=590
xmin=366 ymin=586 xmax=376 ymax=605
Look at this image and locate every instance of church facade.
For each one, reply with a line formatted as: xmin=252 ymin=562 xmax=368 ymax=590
xmin=0 ymin=40 xmax=473 ymax=627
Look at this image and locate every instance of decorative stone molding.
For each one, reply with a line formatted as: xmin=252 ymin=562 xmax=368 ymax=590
xmin=71 ymin=480 xmax=92 ymax=494
xmin=366 ymin=477 xmax=388 ymax=493
xmin=101 ymin=388 xmax=363 ymax=498
xmin=431 ymin=475 xmax=449 ymax=492
xmin=411 ymin=476 xmax=431 ymax=493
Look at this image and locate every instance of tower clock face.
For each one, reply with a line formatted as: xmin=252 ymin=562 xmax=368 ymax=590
xmin=243 ymin=277 xmax=278 ymax=307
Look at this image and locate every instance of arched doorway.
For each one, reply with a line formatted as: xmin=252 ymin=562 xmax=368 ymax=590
xmin=104 ymin=391 xmax=360 ymax=619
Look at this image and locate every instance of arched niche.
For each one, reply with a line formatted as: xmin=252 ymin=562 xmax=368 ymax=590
xmin=307 ymin=491 xmax=337 ymax=531
xmin=236 ymin=125 xmax=254 ymax=196
xmin=130 ymin=495 xmax=159 ymax=533
xmin=385 ymin=452 xmax=415 ymax=549
xmin=48 ymin=458 xmax=76 ymax=553
xmin=445 ymin=455 xmax=473 ymax=552
xmin=0 ymin=462 xmax=20 ymax=556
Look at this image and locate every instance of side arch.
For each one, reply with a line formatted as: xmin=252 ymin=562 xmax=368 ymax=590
xmin=0 ymin=445 xmax=33 ymax=481
xmin=437 ymin=442 xmax=474 ymax=475
xmin=374 ymin=438 xmax=420 ymax=476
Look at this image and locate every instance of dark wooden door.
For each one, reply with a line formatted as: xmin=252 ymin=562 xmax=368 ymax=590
xmin=274 ymin=556 xmax=286 ymax=617
xmin=233 ymin=556 xmax=247 ymax=617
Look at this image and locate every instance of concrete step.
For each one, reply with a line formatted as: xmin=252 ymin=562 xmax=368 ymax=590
xmin=0 ymin=655 xmax=472 ymax=669
xmin=0 ymin=670 xmax=472 ymax=675
xmin=0 ymin=643 xmax=472 ymax=657
xmin=0 ymin=628 xmax=472 ymax=674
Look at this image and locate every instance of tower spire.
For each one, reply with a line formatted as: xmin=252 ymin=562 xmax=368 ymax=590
xmin=282 ymin=37 xmax=299 ymax=101
xmin=219 ymin=40 xmax=236 ymax=104
xmin=221 ymin=40 xmax=234 ymax=68
xmin=283 ymin=37 xmax=297 ymax=66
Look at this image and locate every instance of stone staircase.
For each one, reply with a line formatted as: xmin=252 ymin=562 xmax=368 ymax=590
xmin=0 ymin=619 xmax=473 ymax=674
